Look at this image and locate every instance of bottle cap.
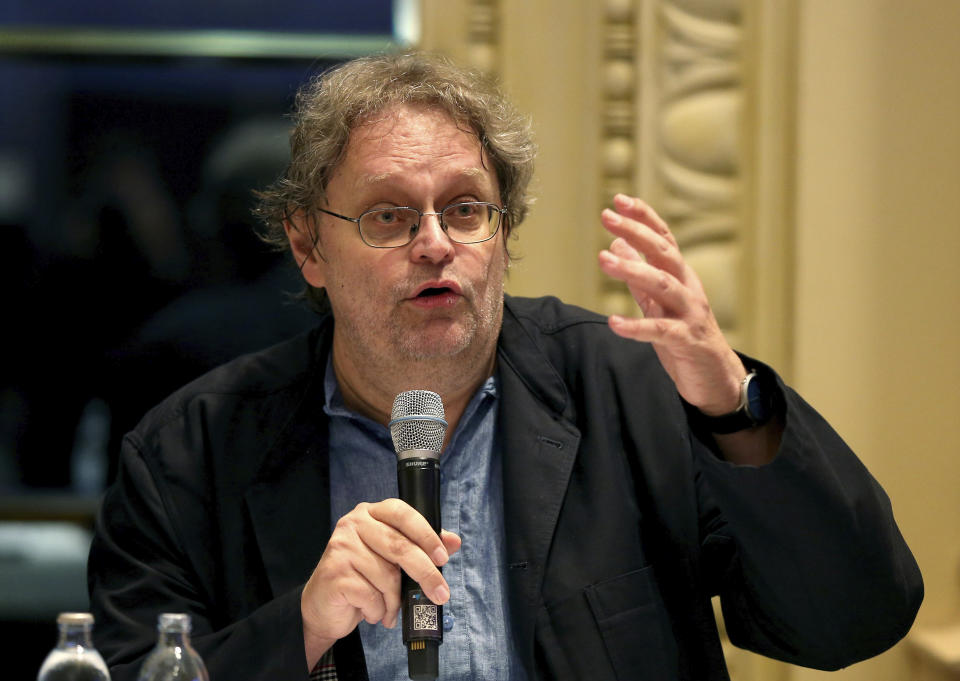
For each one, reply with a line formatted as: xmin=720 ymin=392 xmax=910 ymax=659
xmin=57 ymin=613 xmax=94 ymax=626
xmin=158 ymin=613 xmax=192 ymax=633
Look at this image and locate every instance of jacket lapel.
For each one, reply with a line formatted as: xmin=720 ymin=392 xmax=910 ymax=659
xmin=245 ymin=433 xmax=331 ymax=599
xmin=243 ymin=318 xmax=369 ymax=678
xmin=245 ymin=323 xmax=334 ymax=599
xmin=497 ymin=300 xmax=581 ymax=671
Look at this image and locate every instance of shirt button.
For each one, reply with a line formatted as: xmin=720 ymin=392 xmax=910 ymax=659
xmin=443 ymin=614 xmax=455 ymax=632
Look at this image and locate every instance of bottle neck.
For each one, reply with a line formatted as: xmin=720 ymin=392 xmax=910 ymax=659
xmin=158 ymin=629 xmax=192 ymax=650
xmin=58 ymin=623 xmax=94 ymax=650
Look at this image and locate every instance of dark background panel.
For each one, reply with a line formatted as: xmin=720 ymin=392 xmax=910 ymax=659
xmin=0 ymin=4 xmax=395 ymax=676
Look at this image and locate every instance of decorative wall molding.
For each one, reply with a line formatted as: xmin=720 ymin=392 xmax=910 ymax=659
xmin=626 ymin=0 xmax=746 ymax=347
xmin=465 ymin=0 xmax=499 ymax=74
xmin=594 ymin=0 xmax=795 ymax=370
xmin=599 ymin=0 xmax=642 ymax=315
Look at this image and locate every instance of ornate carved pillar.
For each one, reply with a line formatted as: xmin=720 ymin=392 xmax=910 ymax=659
xmin=417 ymin=0 xmax=498 ymax=74
xmin=599 ymin=0 xmax=642 ymax=314
xmin=465 ymin=0 xmax=499 ymax=74
xmin=629 ymin=0 xmax=745 ymax=349
xmin=598 ymin=0 xmax=796 ymax=372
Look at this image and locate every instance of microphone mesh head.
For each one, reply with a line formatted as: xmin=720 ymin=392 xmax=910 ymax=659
xmin=390 ymin=390 xmax=447 ymax=454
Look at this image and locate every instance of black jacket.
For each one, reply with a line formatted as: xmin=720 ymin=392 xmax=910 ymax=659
xmin=88 ymin=295 xmax=923 ymax=680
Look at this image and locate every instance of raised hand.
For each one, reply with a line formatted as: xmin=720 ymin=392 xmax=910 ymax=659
xmin=597 ymin=194 xmax=746 ymax=417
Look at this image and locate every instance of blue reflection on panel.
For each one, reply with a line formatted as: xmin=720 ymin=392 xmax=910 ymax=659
xmin=0 ymin=0 xmax=393 ymax=33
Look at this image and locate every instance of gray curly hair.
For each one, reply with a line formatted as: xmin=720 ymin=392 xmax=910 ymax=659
xmin=255 ymin=51 xmax=537 ymax=311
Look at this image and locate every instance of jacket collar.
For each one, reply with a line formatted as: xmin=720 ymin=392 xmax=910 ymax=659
xmin=497 ymin=296 xmax=582 ymax=672
xmin=498 ymin=296 xmax=577 ymax=422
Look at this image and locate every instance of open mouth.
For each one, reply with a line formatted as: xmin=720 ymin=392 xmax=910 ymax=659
xmin=417 ymin=287 xmax=453 ymax=298
xmin=409 ymin=283 xmax=461 ymax=307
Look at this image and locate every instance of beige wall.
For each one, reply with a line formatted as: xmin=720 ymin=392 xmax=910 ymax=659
xmin=421 ymin=0 xmax=607 ymax=311
xmin=420 ymin=0 xmax=960 ymax=677
xmin=791 ymin=0 xmax=960 ymax=678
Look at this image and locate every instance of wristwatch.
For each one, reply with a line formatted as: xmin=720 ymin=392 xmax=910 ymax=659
xmin=695 ymin=370 xmax=774 ymax=434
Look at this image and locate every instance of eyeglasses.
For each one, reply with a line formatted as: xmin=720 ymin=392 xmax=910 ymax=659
xmin=316 ymin=201 xmax=508 ymax=248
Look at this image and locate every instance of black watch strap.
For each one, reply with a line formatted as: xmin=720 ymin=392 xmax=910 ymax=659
xmin=687 ymin=369 xmax=776 ymax=434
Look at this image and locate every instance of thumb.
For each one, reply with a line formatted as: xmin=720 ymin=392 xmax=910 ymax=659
xmin=440 ymin=529 xmax=462 ymax=558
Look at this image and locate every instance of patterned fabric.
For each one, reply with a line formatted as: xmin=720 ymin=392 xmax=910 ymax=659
xmin=309 ymin=649 xmax=338 ymax=681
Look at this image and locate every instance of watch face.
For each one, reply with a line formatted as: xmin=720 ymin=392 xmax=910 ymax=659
xmin=746 ymin=373 xmax=772 ymax=422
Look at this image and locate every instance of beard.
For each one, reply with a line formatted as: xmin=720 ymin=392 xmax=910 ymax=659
xmin=393 ymin=282 xmax=502 ymax=361
xmin=329 ymin=268 xmax=505 ymax=396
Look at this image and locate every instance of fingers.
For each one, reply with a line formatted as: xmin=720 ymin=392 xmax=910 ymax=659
xmin=611 ymin=193 xmax=677 ymax=249
xmin=598 ymin=194 xmax=692 ymax=316
xmin=350 ymin=500 xmax=452 ymax=603
xmin=598 ymin=194 xmax=712 ymax=320
xmin=324 ymin=545 xmax=397 ymax=626
xmin=302 ymin=499 xmax=459 ymax=645
xmin=368 ymin=499 xmax=452 ymax=565
xmin=601 ymin=209 xmax=683 ymax=276
xmin=606 ymin=314 xmax=701 ymax=346
xmin=599 ymin=245 xmax=690 ymax=317
xmin=305 ymin=520 xmax=395 ymax=634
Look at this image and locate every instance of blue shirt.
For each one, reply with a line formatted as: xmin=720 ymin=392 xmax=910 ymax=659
xmin=325 ymin=357 xmax=528 ymax=681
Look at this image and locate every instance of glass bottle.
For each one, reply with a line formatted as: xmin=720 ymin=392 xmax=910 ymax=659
xmin=137 ymin=613 xmax=209 ymax=681
xmin=37 ymin=612 xmax=111 ymax=681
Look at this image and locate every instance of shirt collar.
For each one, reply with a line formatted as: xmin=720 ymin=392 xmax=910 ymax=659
xmin=321 ymin=349 xmax=498 ymax=443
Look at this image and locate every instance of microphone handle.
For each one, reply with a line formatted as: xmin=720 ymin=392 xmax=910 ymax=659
xmin=397 ymin=453 xmax=442 ymax=681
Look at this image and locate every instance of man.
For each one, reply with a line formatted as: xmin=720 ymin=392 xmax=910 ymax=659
xmin=88 ymin=52 xmax=922 ymax=681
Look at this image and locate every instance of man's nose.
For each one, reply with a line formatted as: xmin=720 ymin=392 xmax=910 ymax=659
xmin=409 ymin=212 xmax=454 ymax=262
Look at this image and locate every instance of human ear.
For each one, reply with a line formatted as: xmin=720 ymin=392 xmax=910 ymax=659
xmin=284 ymin=211 xmax=326 ymax=288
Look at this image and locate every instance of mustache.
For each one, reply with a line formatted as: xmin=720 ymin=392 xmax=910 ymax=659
xmin=395 ymin=274 xmax=471 ymax=300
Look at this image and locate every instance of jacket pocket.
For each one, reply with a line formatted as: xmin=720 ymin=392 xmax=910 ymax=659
xmin=584 ymin=566 xmax=680 ymax=681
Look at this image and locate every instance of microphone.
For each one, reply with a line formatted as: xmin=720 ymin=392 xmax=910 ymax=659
xmin=389 ymin=390 xmax=447 ymax=681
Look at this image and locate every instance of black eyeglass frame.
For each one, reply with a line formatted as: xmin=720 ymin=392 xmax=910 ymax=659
xmin=315 ymin=201 xmax=508 ymax=248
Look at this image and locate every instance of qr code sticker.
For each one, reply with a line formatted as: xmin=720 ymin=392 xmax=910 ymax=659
xmin=413 ymin=604 xmax=438 ymax=631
